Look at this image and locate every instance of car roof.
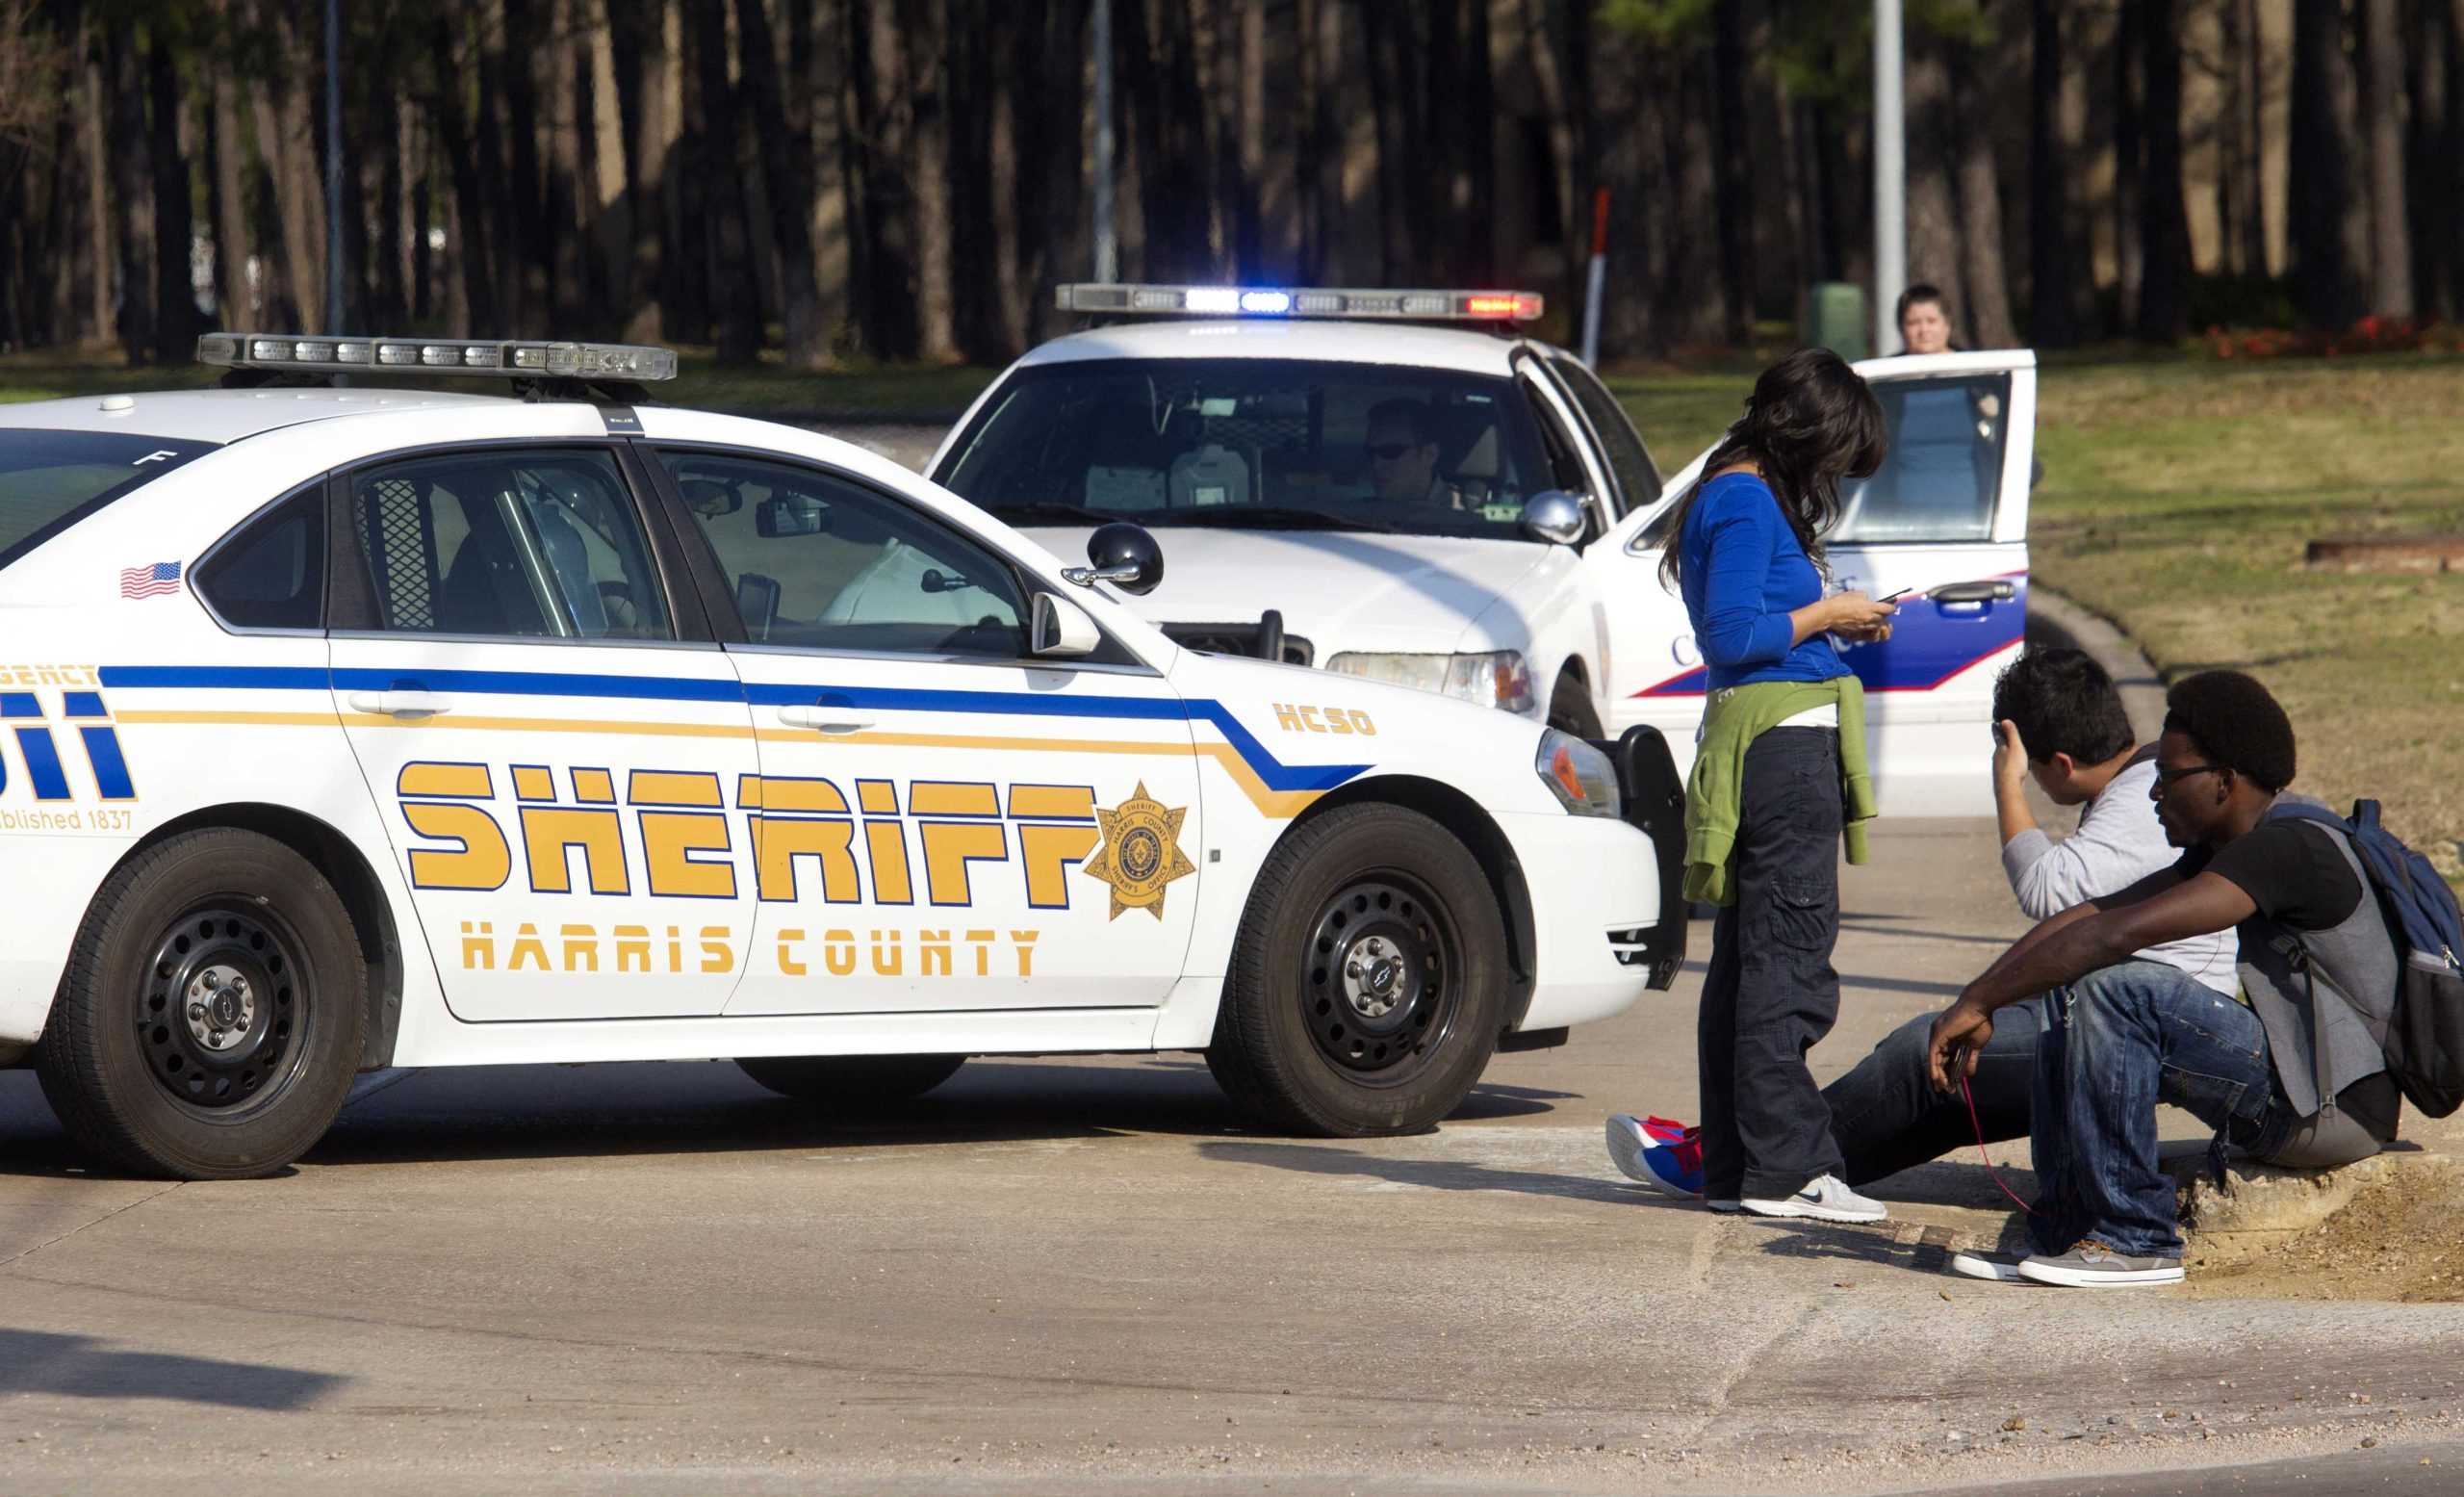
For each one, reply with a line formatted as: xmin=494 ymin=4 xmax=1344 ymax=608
xmin=0 ymin=387 xmax=519 ymax=445
xmin=1011 ymin=319 xmax=1531 ymax=377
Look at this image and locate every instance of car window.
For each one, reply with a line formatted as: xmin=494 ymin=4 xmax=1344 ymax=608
xmin=346 ymin=448 xmax=674 ymax=640
xmin=934 ymin=357 xmax=1559 ymax=540
xmin=197 ymin=487 xmax=324 ymax=631
xmin=0 ymin=429 xmax=216 ymax=573
xmin=1544 ymin=354 xmax=1661 ymax=514
xmin=1520 ymin=379 xmax=1593 ymax=497
xmin=657 ymin=452 xmax=1028 ymax=659
xmin=1832 ymin=373 xmax=2014 ymax=543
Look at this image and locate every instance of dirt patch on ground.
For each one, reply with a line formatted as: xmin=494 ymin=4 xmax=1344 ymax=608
xmin=2191 ymin=1159 xmax=2464 ymax=1302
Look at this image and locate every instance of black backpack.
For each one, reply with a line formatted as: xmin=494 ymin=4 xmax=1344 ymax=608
xmin=2272 ymin=800 xmax=2464 ymax=1117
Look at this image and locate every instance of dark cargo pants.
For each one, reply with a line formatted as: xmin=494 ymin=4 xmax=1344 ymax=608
xmin=1696 ymin=727 xmax=1848 ymax=1202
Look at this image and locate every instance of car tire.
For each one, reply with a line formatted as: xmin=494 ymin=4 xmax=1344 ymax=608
xmin=734 ymin=1054 xmax=966 ymax=1104
xmin=1547 ymin=674 xmax=1603 ymax=739
xmin=1207 ymin=803 xmax=1506 ymax=1137
xmin=35 ymin=829 xmax=369 ymax=1181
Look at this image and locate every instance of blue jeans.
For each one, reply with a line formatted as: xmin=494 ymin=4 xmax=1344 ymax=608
xmin=2029 ymin=960 xmax=2288 ymax=1258
xmin=1825 ymin=1000 xmax=2042 ymax=1187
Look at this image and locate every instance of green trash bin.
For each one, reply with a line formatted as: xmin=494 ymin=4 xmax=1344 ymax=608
xmin=1803 ymin=282 xmax=1868 ymax=361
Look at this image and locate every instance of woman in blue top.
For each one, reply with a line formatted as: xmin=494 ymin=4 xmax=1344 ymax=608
xmin=1630 ymin=349 xmax=1898 ymax=1223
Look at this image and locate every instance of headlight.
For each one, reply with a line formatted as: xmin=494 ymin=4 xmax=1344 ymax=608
xmin=1535 ymin=729 xmax=1621 ymax=817
xmin=1323 ymin=650 xmax=1535 ymax=713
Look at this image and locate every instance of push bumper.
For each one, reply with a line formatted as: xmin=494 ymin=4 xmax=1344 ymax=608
xmin=1594 ymin=725 xmax=1688 ymax=991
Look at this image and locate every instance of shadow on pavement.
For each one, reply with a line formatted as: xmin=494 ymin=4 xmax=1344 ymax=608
xmin=0 ymin=1056 xmax=1564 ymax=1177
xmin=0 ymin=1328 xmax=346 ymax=1409
xmin=1196 ymin=1138 xmax=1650 ymax=1206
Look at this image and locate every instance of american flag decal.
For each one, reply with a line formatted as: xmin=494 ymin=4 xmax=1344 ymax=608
xmin=118 ymin=560 xmax=183 ymax=599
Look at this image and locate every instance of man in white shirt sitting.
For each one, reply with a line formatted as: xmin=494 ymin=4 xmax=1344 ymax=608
xmin=1608 ymin=647 xmax=2238 ymax=1200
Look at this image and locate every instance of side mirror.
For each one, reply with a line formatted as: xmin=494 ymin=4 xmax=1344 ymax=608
xmin=1062 ymin=520 xmax=1165 ymax=596
xmin=756 ymin=494 xmax=829 ymax=538
xmin=1520 ymin=490 xmax=1587 ymax=546
xmin=1030 ymin=592 xmax=1101 ymax=658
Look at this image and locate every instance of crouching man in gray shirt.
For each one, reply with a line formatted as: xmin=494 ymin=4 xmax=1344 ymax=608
xmin=1606 ymin=647 xmax=2238 ymax=1200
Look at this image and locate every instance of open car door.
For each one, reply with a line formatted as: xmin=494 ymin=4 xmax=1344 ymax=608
xmin=1587 ymin=348 xmax=2037 ymax=815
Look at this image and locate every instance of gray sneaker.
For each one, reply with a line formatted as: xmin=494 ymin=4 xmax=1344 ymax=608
xmin=1739 ymin=1173 xmax=1887 ymax=1224
xmin=2016 ymin=1243 xmax=2184 ymax=1288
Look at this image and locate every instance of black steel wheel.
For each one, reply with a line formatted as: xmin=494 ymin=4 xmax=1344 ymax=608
xmin=1208 ymin=803 xmax=1506 ymax=1136
xmin=1296 ymin=874 xmax=1464 ymax=1088
xmin=37 ymin=830 xmax=367 ymax=1179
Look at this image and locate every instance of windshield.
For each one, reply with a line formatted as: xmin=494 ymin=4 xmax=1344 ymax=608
xmin=935 ymin=357 xmax=1561 ymax=540
xmin=1 ymin=429 xmax=217 ymax=570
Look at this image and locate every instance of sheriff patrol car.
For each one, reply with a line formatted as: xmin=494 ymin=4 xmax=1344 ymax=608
xmin=933 ymin=285 xmax=2037 ymax=814
xmin=0 ymin=333 xmax=1681 ymax=1180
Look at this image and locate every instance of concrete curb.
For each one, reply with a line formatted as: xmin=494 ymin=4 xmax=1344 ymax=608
xmin=2022 ymin=584 xmax=2169 ymax=745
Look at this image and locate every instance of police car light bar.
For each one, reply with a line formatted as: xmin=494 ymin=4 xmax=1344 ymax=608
xmin=196 ymin=333 xmax=679 ymax=381
xmin=1055 ymin=284 xmax=1544 ymax=323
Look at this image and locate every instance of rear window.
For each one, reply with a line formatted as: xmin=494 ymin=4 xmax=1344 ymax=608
xmin=0 ymin=429 xmax=216 ymax=570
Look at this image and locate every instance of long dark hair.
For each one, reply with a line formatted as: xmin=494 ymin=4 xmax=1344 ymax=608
xmin=1657 ymin=348 xmax=1886 ymax=590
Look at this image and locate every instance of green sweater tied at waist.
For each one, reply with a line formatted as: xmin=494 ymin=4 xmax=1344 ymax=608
xmin=1682 ymin=677 xmax=1875 ymax=907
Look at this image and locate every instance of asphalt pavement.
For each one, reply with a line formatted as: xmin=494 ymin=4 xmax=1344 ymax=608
xmin=6 ymin=804 xmax=2461 ymax=1496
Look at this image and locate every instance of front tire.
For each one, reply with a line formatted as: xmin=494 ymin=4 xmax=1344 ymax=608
xmin=36 ymin=830 xmax=368 ymax=1180
xmin=734 ymin=1054 xmax=966 ymax=1105
xmin=1207 ymin=804 xmax=1506 ymax=1136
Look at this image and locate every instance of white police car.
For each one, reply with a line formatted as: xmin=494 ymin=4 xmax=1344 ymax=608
xmin=934 ymin=286 xmax=2037 ymax=813
xmin=0 ymin=333 xmax=1681 ymax=1179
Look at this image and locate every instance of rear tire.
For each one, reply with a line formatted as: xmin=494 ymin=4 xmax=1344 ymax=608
xmin=1547 ymin=674 xmax=1603 ymax=738
xmin=1207 ymin=804 xmax=1505 ymax=1136
xmin=734 ymin=1053 xmax=966 ymax=1105
xmin=35 ymin=830 xmax=368 ymax=1180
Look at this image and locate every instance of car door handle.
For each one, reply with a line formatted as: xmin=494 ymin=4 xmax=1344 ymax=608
xmin=346 ymin=690 xmax=456 ymax=718
xmin=777 ymin=706 xmax=873 ymax=734
xmin=1928 ymin=580 xmax=2016 ymax=606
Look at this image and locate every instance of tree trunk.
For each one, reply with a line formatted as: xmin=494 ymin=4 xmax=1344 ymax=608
xmin=106 ymin=24 xmax=153 ymax=361
xmin=2356 ymin=0 xmax=2413 ymax=316
xmin=1905 ymin=24 xmax=1964 ymax=327
xmin=2407 ymin=0 xmax=2453 ymax=319
xmin=1951 ymin=14 xmax=2016 ymax=349
xmin=686 ymin=0 xmax=758 ymax=362
xmin=2135 ymin=0 xmax=2190 ymax=343
xmin=543 ymin=0 xmax=585 ymax=331
xmin=2289 ymin=0 xmax=2360 ymax=325
xmin=1710 ymin=1 xmax=1752 ymax=342
xmin=502 ymin=0 xmax=552 ymax=334
xmin=2028 ymin=0 xmax=2074 ymax=346
xmin=207 ymin=52 xmax=251 ymax=329
xmin=429 ymin=8 xmax=498 ymax=331
xmin=2111 ymin=2 xmax=2142 ymax=337
xmin=734 ymin=0 xmax=826 ymax=367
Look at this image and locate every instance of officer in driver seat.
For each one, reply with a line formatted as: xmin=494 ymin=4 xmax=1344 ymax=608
xmin=1365 ymin=399 xmax=1471 ymax=509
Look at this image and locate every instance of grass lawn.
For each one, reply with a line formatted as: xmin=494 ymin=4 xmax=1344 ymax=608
xmin=11 ymin=340 xmax=2458 ymax=875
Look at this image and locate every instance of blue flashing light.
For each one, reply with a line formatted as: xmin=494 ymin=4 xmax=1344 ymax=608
xmin=1239 ymin=290 xmax=1292 ymax=315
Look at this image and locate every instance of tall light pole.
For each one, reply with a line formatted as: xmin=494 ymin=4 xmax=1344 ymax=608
xmin=1091 ymin=0 xmax=1117 ymax=283
xmin=1873 ymin=0 xmax=1905 ymax=355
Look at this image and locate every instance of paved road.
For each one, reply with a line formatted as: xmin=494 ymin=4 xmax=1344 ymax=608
xmin=7 ymin=810 xmax=2460 ymax=1496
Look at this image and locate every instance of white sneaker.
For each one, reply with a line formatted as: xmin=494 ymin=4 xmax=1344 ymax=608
xmin=1947 ymin=1249 xmax=2028 ymax=1282
xmin=1738 ymin=1174 xmax=1887 ymax=1224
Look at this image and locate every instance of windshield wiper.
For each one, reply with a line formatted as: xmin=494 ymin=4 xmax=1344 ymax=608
xmin=1144 ymin=505 xmax=1401 ymax=534
xmin=982 ymin=501 xmax=1117 ymax=525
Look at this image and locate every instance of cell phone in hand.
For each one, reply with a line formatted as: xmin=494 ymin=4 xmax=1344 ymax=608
xmin=1880 ymin=586 xmax=1915 ymax=604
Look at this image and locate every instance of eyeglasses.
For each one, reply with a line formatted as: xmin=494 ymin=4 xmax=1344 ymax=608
xmin=2150 ymin=762 xmax=2227 ymax=789
xmin=1366 ymin=443 xmax=1417 ymax=461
